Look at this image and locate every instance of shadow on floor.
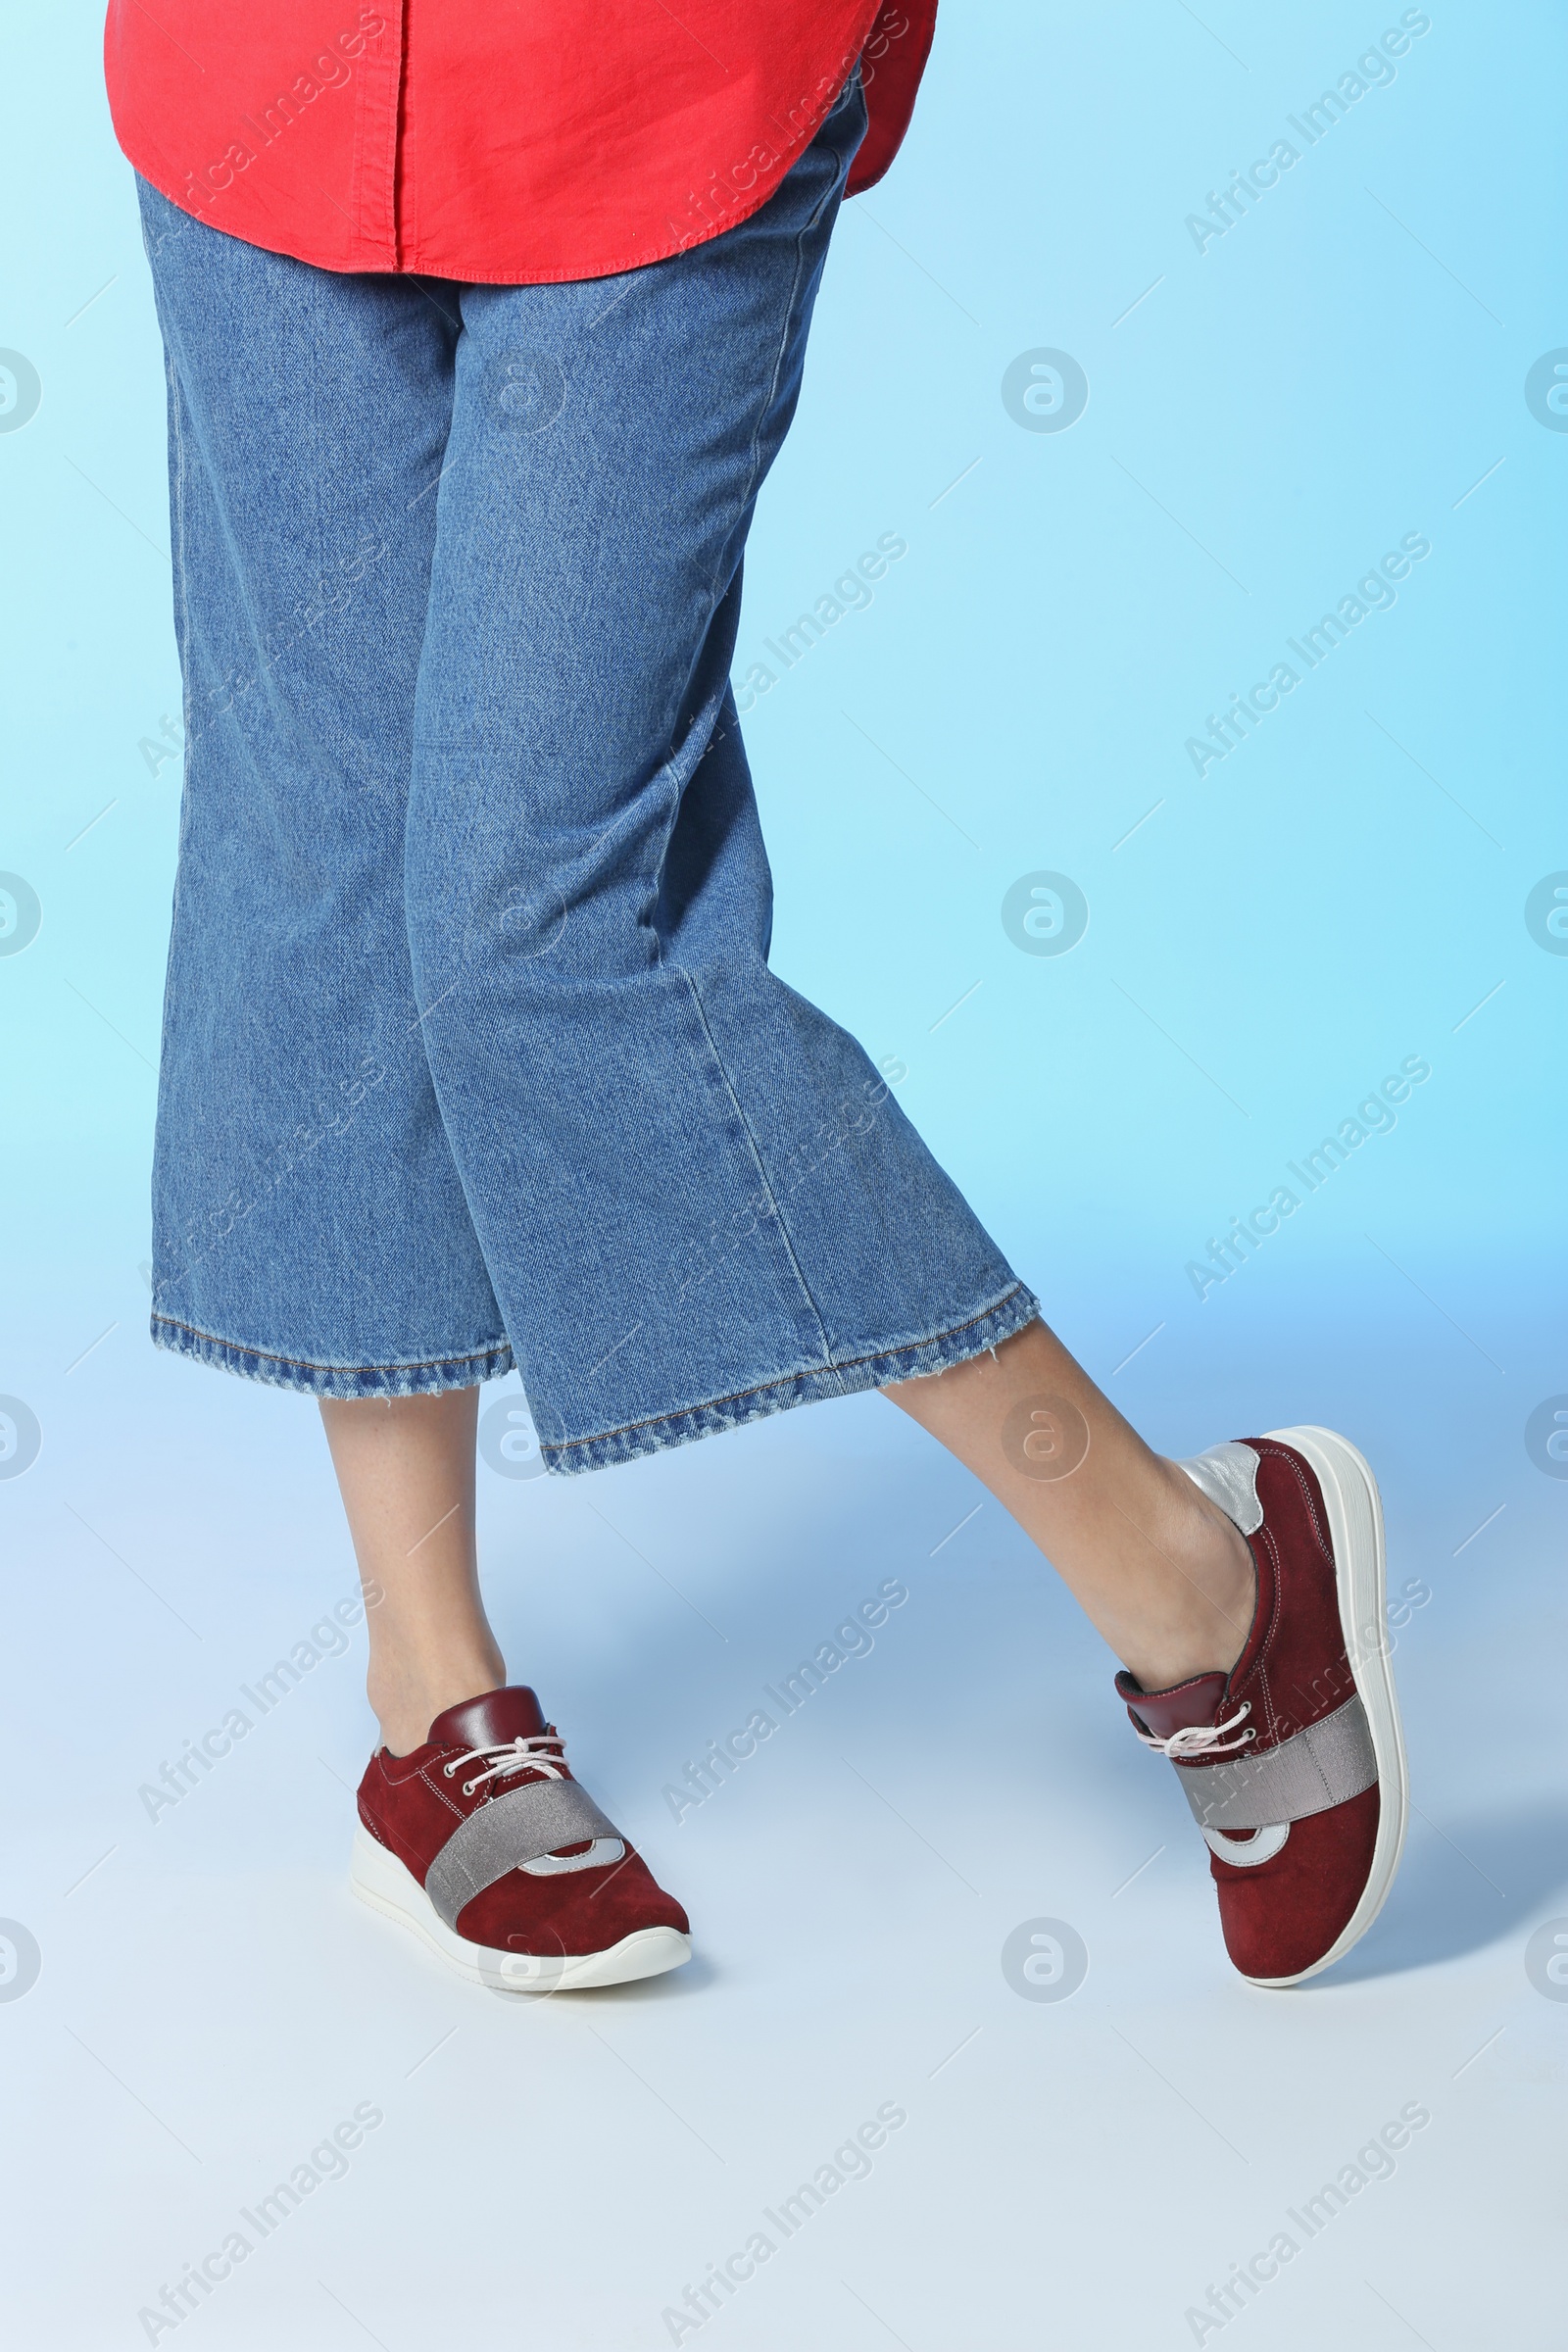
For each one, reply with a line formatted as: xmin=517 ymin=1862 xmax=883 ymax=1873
xmin=1315 ymin=1800 xmax=1568 ymax=1986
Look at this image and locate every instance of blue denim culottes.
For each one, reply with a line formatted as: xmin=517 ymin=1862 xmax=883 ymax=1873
xmin=137 ymin=76 xmax=1039 ymax=1473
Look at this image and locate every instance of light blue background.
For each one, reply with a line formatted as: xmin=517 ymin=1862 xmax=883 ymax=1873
xmin=1 ymin=5 xmax=1564 ymax=2348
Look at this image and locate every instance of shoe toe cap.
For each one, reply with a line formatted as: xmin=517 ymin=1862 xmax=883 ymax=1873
xmin=455 ymin=1847 xmax=690 ymax=1956
xmin=1209 ymin=1785 xmax=1380 ymax=1983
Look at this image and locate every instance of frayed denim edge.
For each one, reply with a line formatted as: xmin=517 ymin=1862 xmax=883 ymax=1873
xmin=542 ymin=1282 xmax=1042 ymax=1477
xmin=151 ymin=1312 xmax=516 ymax=1397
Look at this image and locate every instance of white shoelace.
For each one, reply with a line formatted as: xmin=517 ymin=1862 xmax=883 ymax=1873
xmin=1135 ymin=1700 xmax=1255 ymax=1759
xmin=442 ymin=1734 xmax=568 ymax=1799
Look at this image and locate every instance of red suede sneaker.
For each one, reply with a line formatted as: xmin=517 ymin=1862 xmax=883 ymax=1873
xmin=1116 ymin=1428 xmax=1408 ymax=1987
xmin=352 ymin=1687 xmax=691 ymax=1991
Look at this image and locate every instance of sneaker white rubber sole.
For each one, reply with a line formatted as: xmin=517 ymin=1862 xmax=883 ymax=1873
xmin=350 ymin=1826 xmax=693 ymax=1992
xmin=1246 ymin=1424 xmax=1410 ymax=1987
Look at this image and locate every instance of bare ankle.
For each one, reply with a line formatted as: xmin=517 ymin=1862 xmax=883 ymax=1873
xmin=1120 ymin=1466 xmax=1257 ymax=1691
xmin=368 ymin=1648 xmax=507 ymax=1756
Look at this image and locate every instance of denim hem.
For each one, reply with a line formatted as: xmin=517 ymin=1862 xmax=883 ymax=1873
xmin=150 ymin=1312 xmax=516 ymax=1397
xmin=540 ymin=1281 xmax=1043 ymax=1477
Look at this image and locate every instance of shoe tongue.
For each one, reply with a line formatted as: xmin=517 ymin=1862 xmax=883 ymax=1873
xmin=426 ymin=1686 xmax=547 ymax=1750
xmin=1114 ymin=1668 xmax=1229 ymax=1741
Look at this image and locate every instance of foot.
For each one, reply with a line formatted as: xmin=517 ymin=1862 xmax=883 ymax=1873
xmin=1115 ymin=1428 xmax=1408 ymax=1986
xmin=353 ymin=1687 xmax=692 ymax=1990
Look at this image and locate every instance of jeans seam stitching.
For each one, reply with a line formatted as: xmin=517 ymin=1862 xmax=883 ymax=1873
xmin=151 ymin=1312 xmax=510 ymax=1378
xmin=715 ymin=144 xmax=822 ymax=612
xmin=556 ymin=1282 xmax=1033 ymax=1452
xmin=672 ymin=965 xmax=835 ymax=1368
xmin=167 ymin=352 xmax=194 ymax=861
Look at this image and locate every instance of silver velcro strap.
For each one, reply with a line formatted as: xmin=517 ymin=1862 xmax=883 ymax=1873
xmin=1176 ymin=1695 xmax=1376 ymax=1832
xmin=424 ymin=1779 xmax=622 ymax=1929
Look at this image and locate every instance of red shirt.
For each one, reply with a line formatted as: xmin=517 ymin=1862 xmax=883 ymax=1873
xmin=104 ymin=1 xmax=937 ymax=283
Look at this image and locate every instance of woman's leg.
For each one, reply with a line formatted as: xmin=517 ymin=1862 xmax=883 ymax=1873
xmin=318 ymin=1330 xmax=1251 ymax=1758
xmin=885 ymin=1323 xmax=1256 ymax=1690
xmin=135 ymin=137 xmax=1235 ymax=1760
xmin=318 ymin=1390 xmax=504 ymax=1754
